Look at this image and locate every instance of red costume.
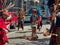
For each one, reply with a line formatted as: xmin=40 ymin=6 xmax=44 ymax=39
xmin=11 ymin=16 xmax=18 ymax=23
xmin=0 ymin=17 xmax=8 ymax=45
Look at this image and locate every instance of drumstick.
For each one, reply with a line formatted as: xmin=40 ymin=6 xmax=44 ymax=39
xmin=50 ymin=34 xmax=58 ymax=36
xmin=43 ymin=32 xmax=58 ymax=37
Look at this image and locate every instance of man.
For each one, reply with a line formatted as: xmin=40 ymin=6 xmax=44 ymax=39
xmin=46 ymin=0 xmax=60 ymax=45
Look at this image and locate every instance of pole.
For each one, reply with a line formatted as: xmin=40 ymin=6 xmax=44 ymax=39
xmin=26 ymin=1 xmax=27 ymax=12
xmin=34 ymin=1 xmax=36 ymax=6
xmin=22 ymin=0 xmax=23 ymax=9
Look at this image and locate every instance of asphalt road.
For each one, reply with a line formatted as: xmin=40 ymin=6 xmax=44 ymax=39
xmin=6 ymin=20 xmax=51 ymax=45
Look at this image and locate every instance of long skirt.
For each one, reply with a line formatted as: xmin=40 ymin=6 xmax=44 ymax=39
xmin=18 ymin=21 xmax=24 ymax=30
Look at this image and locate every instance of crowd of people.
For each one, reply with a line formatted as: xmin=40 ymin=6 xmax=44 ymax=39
xmin=0 ymin=7 xmax=42 ymax=44
xmin=1 ymin=0 xmax=60 ymax=45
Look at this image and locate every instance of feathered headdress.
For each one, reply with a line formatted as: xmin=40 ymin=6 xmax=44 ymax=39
xmin=0 ymin=0 xmax=15 ymax=10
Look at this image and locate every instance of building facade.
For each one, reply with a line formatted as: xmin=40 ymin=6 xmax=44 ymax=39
xmin=3 ymin=0 xmax=50 ymax=17
xmin=4 ymin=0 xmax=41 ymax=11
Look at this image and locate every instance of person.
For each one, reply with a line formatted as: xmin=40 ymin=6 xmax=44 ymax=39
xmin=10 ymin=13 xmax=16 ymax=29
xmin=30 ymin=9 xmax=38 ymax=28
xmin=37 ymin=15 xmax=42 ymax=31
xmin=45 ymin=0 xmax=60 ymax=45
xmin=30 ymin=9 xmax=39 ymax=39
xmin=2 ymin=8 xmax=12 ymax=30
xmin=0 ymin=9 xmax=8 ymax=45
xmin=19 ymin=9 xmax=39 ymax=40
xmin=18 ymin=9 xmax=24 ymax=31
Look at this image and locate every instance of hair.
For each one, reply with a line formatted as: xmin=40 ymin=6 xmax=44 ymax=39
xmin=32 ymin=9 xmax=37 ymax=14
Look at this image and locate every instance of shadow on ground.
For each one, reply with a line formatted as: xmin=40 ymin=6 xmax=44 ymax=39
xmin=30 ymin=38 xmax=50 ymax=45
xmin=37 ymin=32 xmax=43 ymax=34
xmin=8 ymin=37 xmax=50 ymax=45
xmin=8 ymin=36 xmax=26 ymax=39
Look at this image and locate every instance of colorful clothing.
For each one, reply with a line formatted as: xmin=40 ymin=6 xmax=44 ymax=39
xmin=49 ymin=12 xmax=60 ymax=45
xmin=30 ymin=15 xmax=38 ymax=28
xmin=0 ymin=17 xmax=8 ymax=45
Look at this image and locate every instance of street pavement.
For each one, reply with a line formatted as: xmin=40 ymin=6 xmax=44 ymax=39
xmin=6 ymin=20 xmax=51 ymax=45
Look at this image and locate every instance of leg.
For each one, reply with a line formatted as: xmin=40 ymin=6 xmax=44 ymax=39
xmin=40 ymin=21 xmax=42 ymax=27
xmin=37 ymin=24 xmax=40 ymax=31
xmin=32 ymin=27 xmax=36 ymax=37
xmin=18 ymin=23 xmax=20 ymax=31
xmin=32 ymin=27 xmax=38 ymax=39
xmin=21 ymin=21 xmax=24 ymax=30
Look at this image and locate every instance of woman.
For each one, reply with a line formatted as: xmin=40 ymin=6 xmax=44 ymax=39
xmin=18 ymin=10 xmax=24 ymax=31
xmin=0 ymin=10 xmax=8 ymax=45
